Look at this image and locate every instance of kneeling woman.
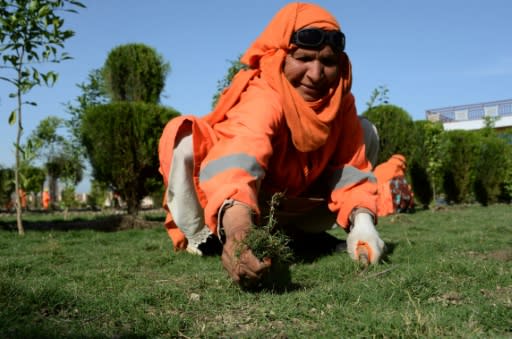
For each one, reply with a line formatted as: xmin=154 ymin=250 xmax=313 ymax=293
xmin=158 ymin=2 xmax=384 ymax=287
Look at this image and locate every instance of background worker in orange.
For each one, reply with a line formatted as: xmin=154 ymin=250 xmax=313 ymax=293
xmin=159 ymin=2 xmax=384 ymax=286
xmin=42 ymin=189 xmax=50 ymax=210
xmin=374 ymin=154 xmax=414 ymax=216
xmin=18 ymin=189 xmax=27 ymax=210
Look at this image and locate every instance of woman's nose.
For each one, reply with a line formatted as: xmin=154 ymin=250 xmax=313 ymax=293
xmin=306 ymin=60 xmax=323 ymax=82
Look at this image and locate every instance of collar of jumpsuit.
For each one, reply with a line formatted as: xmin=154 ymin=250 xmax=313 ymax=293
xmin=204 ymin=2 xmax=353 ymax=152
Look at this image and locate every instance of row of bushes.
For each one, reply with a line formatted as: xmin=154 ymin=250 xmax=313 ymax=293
xmin=364 ymin=105 xmax=512 ymax=208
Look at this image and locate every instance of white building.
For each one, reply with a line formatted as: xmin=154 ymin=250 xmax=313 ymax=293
xmin=425 ymin=98 xmax=512 ymax=131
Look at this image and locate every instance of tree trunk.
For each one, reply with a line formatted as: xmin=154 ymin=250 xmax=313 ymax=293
xmin=49 ymin=174 xmax=58 ymax=210
xmin=15 ymin=82 xmax=25 ymax=235
xmin=125 ymin=187 xmax=140 ymax=216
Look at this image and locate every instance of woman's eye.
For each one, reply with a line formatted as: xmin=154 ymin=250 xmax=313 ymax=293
xmin=296 ymin=55 xmax=312 ymax=62
xmin=321 ymin=57 xmax=338 ymax=66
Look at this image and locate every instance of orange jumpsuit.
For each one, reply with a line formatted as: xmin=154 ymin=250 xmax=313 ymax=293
xmin=158 ymin=3 xmax=378 ymax=250
xmin=159 ymin=84 xmax=377 ymax=249
xmin=42 ymin=190 xmax=50 ymax=210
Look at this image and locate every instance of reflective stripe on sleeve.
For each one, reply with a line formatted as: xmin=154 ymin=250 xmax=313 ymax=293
xmin=329 ymin=165 xmax=376 ymax=191
xmin=199 ymin=153 xmax=265 ymax=182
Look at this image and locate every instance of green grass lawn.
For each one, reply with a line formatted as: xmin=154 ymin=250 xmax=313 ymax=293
xmin=1 ymin=205 xmax=511 ymax=338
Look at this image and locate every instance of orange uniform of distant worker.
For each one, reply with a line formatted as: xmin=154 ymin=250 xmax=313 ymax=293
xmin=19 ymin=189 xmax=27 ymax=209
xmin=42 ymin=190 xmax=50 ymax=210
xmin=373 ymin=154 xmax=409 ymax=216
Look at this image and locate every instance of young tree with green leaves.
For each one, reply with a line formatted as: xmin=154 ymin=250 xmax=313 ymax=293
xmin=65 ymin=68 xmax=108 ymax=164
xmin=365 ymin=85 xmax=389 ymax=111
xmin=25 ymin=116 xmax=83 ymax=208
xmin=211 ymin=55 xmax=247 ymax=109
xmin=86 ymin=179 xmax=108 ymax=210
xmin=0 ymin=0 xmax=85 ymax=234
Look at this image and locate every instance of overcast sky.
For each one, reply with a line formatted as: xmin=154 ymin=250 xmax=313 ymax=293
xmin=1 ymin=0 xmax=511 ymax=192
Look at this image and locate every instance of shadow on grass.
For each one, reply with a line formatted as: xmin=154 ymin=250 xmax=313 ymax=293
xmin=239 ymin=231 xmax=358 ymax=294
xmin=238 ymin=267 xmax=306 ymax=294
xmin=381 ymin=241 xmax=398 ymax=264
xmin=290 ymin=232 xmax=400 ymax=265
xmin=0 ymin=279 xmax=105 ymax=338
xmin=0 ymin=214 xmax=161 ymax=232
xmin=289 ymin=231 xmax=346 ymax=263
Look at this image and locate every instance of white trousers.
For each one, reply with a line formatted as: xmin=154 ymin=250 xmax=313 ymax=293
xmin=167 ymin=133 xmax=211 ymax=247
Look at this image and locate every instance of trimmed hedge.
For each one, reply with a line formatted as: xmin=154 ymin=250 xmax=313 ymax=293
xmin=362 ymin=104 xmax=512 ymax=207
xmin=81 ymin=101 xmax=179 ymax=214
xmin=439 ymin=130 xmax=480 ymax=203
xmin=473 ymin=133 xmax=511 ymax=205
xmin=362 ymin=104 xmax=415 ymax=165
xmin=438 ymin=130 xmax=510 ymax=205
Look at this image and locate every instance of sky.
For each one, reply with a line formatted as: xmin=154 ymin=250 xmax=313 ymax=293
xmin=1 ymin=0 xmax=511 ymax=193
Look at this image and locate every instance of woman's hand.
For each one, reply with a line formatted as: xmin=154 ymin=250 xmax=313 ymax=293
xmin=220 ymin=203 xmax=271 ymax=287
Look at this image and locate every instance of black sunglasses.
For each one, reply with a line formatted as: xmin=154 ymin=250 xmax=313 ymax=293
xmin=290 ymin=28 xmax=345 ymax=52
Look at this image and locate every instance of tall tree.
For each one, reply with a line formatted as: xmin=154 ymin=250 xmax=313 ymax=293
xmin=0 ymin=0 xmax=85 ymax=234
xmin=102 ymin=43 xmax=169 ymax=103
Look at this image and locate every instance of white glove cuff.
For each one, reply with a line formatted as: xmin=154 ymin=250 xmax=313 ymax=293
xmin=352 ymin=212 xmax=375 ymax=234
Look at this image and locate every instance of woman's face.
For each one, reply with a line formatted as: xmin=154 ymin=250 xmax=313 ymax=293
xmin=283 ymin=45 xmax=340 ymax=102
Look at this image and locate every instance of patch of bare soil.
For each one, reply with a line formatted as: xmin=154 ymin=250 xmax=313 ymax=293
xmin=480 ymin=286 xmax=512 ymax=307
xmin=486 ymin=249 xmax=512 ymax=262
xmin=466 ymin=249 xmax=512 ymax=262
xmin=428 ymin=291 xmax=466 ymax=306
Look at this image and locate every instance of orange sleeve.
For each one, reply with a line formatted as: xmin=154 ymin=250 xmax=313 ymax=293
xmin=374 ymin=161 xmax=396 ymax=183
xmin=199 ymin=78 xmax=283 ymax=230
xmin=326 ymin=94 xmax=378 ymax=229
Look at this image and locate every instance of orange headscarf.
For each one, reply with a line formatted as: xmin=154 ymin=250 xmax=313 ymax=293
xmin=204 ymin=2 xmax=353 ymax=152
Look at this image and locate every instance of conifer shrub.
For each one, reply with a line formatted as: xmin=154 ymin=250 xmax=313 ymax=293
xmin=102 ymin=43 xmax=169 ymax=104
xmin=439 ymin=130 xmax=480 ymax=203
xmin=409 ymin=161 xmax=432 ymax=209
xmin=362 ymin=104 xmax=415 ymax=165
xmin=473 ymin=134 xmax=511 ymax=205
xmin=81 ymin=102 xmax=179 ymax=215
